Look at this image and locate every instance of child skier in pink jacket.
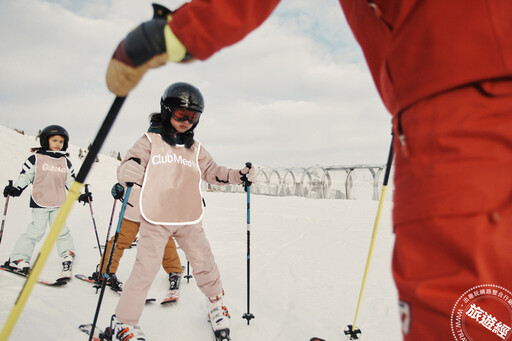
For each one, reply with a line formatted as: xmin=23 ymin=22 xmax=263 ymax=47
xmin=3 ymin=125 xmax=91 ymax=278
xmin=111 ymin=82 xmax=255 ymax=341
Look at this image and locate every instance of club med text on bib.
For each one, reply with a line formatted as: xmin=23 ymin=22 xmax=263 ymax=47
xmin=140 ymin=133 xmax=204 ymax=225
xmin=32 ymin=154 xmax=68 ymax=207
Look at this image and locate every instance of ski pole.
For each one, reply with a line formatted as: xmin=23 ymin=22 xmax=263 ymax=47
xmin=0 ymin=180 xmax=13 ymax=247
xmin=84 ymin=184 xmax=103 ymax=257
xmin=184 ymin=260 xmax=192 ymax=283
xmin=97 ymin=197 xmax=118 ymax=281
xmin=241 ymin=162 xmax=255 ymax=325
xmin=0 ymin=96 xmax=127 ymax=341
xmin=89 ymin=183 xmax=133 ymax=341
xmin=345 ymin=136 xmax=394 ymax=340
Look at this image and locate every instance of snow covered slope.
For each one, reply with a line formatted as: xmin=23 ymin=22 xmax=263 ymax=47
xmin=0 ymin=125 xmax=400 ymax=340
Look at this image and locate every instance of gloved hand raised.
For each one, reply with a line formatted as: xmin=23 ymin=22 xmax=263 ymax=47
xmin=106 ymin=3 xmax=191 ymax=96
xmin=239 ymin=162 xmax=256 ymax=186
xmin=111 ymin=183 xmax=125 ymax=200
xmin=118 ymin=158 xmax=145 ymax=187
xmin=3 ymin=184 xmax=22 ymax=198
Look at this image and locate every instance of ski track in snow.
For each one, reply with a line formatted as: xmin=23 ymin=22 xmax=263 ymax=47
xmin=0 ymin=126 xmax=401 ymax=340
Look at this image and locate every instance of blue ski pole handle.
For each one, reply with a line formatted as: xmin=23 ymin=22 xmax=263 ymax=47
xmin=115 ymin=185 xmax=132 ymax=234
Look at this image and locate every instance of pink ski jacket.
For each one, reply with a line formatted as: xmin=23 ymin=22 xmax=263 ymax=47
xmin=119 ymin=133 xmax=244 ymax=225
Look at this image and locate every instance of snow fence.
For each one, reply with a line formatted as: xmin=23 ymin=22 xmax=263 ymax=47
xmin=202 ymin=165 xmax=394 ymax=200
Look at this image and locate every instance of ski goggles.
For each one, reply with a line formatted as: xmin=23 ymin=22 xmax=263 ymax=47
xmin=172 ymin=108 xmax=201 ymax=124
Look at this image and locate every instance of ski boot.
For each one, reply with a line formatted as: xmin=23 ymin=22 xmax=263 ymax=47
xmin=169 ymin=271 xmax=181 ymax=290
xmin=207 ymin=290 xmax=231 ymax=341
xmin=90 ymin=266 xmax=123 ymax=292
xmin=111 ymin=315 xmax=146 ymax=341
xmin=106 ymin=273 xmax=123 ymax=292
xmin=60 ymin=251 xmax=75 ymax=281
xmin=161 ymin=271 xmax=182 ymax=304
xmin=8 ymin=259 xmax=30 ymax=274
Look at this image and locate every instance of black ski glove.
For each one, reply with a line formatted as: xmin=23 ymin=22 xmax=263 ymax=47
xmin=3 ymin=185 xmax=22 ymax=198
xmin=111 ymin=183 xmax=125 ymax=200
xmin=78 ymin=192 xmax=93 ymax=205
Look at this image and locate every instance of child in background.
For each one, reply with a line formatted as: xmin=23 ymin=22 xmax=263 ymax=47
xmin=110 ymin=82 xmax=255 ymax=341
xmin=2 ymin=125 xmax=92 ymax=277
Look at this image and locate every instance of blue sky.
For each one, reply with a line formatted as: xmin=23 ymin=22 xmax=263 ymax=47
xmin=0 ymin=0 xmax=391 ymax=168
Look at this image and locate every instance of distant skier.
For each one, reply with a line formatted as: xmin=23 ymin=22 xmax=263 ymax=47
xmin=2 ymin=125 xmax=92 ymax=279
xmin=92 ymin=182 xmax=183 ymax=300
xmin=109 ymin=82 xmax=256 ymax=341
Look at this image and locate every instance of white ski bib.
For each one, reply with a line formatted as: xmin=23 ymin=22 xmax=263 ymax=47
xmin=140 ymin=133 xmax=203 ymax=225
xmin=32 ymin=154 xmax=68 ymax=208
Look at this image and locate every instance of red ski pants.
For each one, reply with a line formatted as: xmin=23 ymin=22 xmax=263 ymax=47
xmin=393 ymin=205 xmax=512 ymax=340
xmin=392 ymin=79 xmax=512 ymax=340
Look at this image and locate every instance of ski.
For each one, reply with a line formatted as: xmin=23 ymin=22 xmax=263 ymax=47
xmin=161 ymin=269 xmax=182 ymax=304
xmin=75 ymin=273 xmax=121 ymax=293
xmin=0 ymin=265 xmax=67 ymax=286
xmin=75 ymin=273 xmax=122 ymax=295
xmin=75 ymin=273 xmax=156 ymax=303
xmin=58 ymin=268 xmax=72 ymax=282
xmin=213 ymin=328 xmax=231 ymax=341
xmin=75 ymin=273 xmax=102 ymax=285
xmin=79 ymin=323 xmax=112 ymax=341
xmin=161 ymin=288 xmax=179 ymax=304
xmin=57 ymin=274 xmax=72 ymax=282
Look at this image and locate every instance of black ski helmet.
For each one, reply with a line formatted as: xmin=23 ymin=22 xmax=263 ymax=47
xmin=160 ymin=82 xmax=204 ymax=122
xmin=40 ymin=125 xmax=69 ymax=151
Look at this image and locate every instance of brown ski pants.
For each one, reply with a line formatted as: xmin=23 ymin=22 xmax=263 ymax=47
xmin=101 ymin=218 xmax=182 ymax=274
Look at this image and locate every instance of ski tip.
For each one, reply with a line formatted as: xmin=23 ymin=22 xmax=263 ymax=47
xmin=78 ymin=324 xmax=90 ymax=332
xmin=57 ymin=277 xmax=71 ymax=282
xmin=214 ymin=328 xmax=231 ymax=341
xmin=47 ymin=280 xmax=68 ymax=286
xmin=75 ymin=273 xmax=95 ymax=282
xmin=79 ymin=323 xmax=106 ymax=341
xmin=78 ymin=324 xmax=95 ymax=336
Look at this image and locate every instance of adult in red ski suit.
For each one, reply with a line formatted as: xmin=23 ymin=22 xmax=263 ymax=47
xmin=105 ymin=1 xmax=512 ymax=340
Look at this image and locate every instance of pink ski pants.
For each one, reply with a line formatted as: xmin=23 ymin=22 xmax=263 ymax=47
xmin=115 ymin=219 xmax=222 ymax=325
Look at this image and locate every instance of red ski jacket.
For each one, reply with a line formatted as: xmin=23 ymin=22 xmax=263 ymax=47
xmin=170 ymin=0 xmax=512 ymax=114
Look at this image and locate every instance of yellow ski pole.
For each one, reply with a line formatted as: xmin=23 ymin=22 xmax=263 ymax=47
xmin=344 ymin=136 xmax=394 ymax=340
xmin=0 ymin=96 xmax=126 ymax=340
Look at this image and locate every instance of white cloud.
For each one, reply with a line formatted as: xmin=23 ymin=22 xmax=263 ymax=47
xmin=0 ymin=0 xmax=391 ymax=169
